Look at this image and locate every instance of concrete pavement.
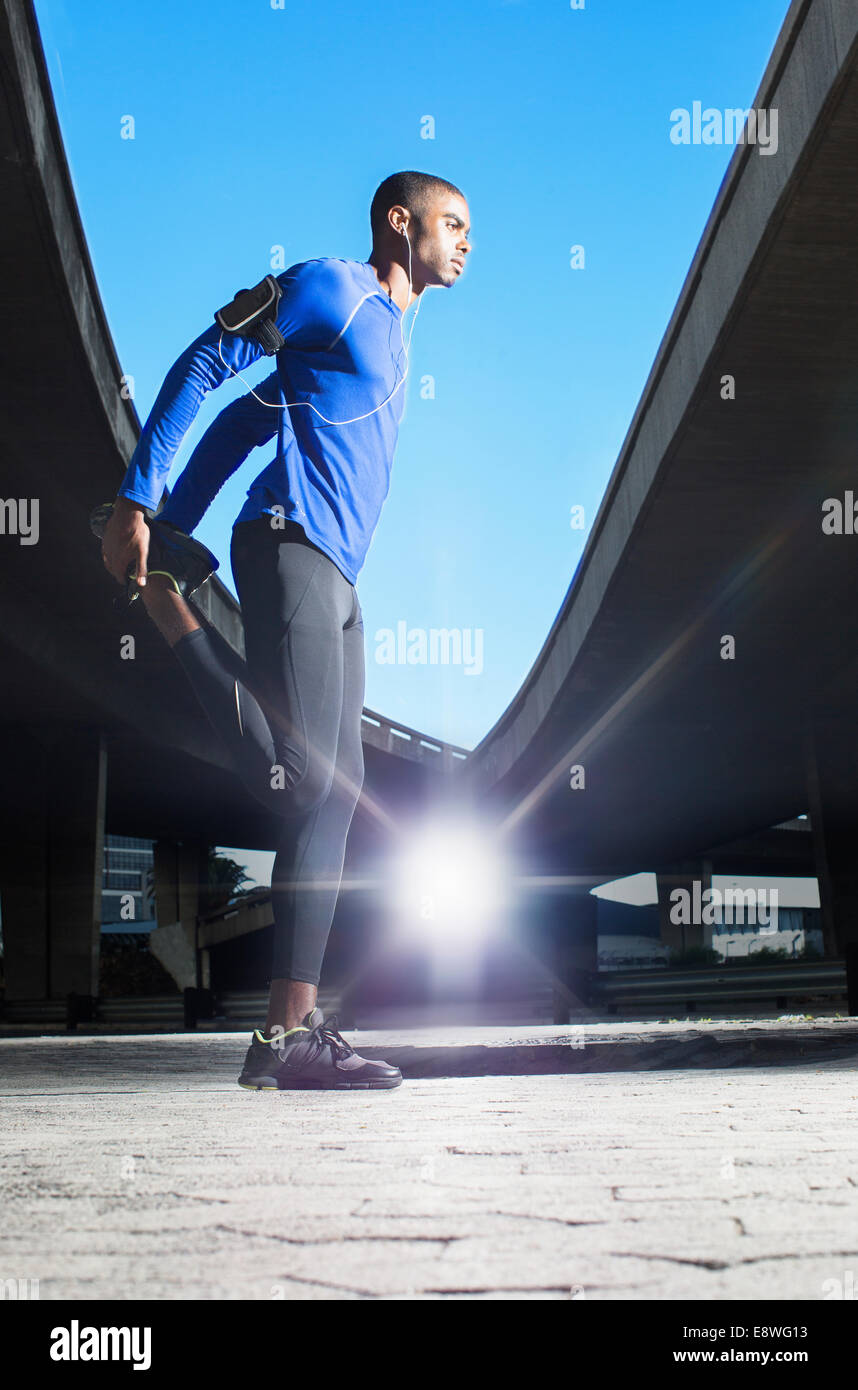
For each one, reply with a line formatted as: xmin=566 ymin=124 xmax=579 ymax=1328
xmin=1 ymin=1019 xmax=858 ymax=1300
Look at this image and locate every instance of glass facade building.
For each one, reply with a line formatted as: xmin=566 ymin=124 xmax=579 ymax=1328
xmin=101 ymin=835 xmax=156 ymax=930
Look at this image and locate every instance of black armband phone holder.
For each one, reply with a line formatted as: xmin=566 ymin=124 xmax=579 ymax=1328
xmin=215 ymin=275 xmax=285 ymax=355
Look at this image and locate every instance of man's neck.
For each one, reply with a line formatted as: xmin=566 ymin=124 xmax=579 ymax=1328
xmin=366 ymin=254 xmax=420 ymax=313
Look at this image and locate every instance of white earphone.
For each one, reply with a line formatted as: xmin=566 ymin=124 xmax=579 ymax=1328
xmin=216 ymin=223 xmax=421 ymax=427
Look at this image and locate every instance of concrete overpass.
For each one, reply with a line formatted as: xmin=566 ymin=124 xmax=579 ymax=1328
xmin=2 ymin=0 xmax=858 ymax=1013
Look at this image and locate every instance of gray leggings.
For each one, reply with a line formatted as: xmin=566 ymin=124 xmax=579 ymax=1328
xmin=174 ymin=517 xmax=365 ymax=984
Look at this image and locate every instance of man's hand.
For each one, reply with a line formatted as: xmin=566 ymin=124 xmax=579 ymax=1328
xmin=102 ymin=497 xmax=150 ymax=588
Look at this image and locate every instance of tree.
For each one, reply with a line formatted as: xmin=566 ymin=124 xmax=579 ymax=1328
xmin=199 ymin=848 xmax=253 ymax=916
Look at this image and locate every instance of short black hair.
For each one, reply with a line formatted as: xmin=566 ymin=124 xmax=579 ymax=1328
xmin=370 ymin=171 xmax=465 ymax=242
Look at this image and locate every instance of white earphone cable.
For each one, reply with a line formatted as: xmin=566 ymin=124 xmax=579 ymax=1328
xmin=215 ymin=229 xmax=421 ymax=427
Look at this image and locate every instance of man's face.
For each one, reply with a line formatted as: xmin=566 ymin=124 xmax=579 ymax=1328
xmin=405 ymin=192 xmax=471 ymax=289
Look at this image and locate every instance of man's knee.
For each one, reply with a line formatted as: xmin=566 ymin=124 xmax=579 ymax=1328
xmin=266 ymin=759 xmax=334 ymax=818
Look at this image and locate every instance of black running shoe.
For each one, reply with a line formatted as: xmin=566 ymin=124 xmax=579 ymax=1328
xmin=90 ymin=503 xmax=219 ymax=603
xmin=238 ymin=1008 xmax=402 ymax=1091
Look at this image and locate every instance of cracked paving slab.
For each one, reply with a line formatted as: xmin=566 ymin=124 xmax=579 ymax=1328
xmin=0 ymin=1030 xmax=856 ymax=1299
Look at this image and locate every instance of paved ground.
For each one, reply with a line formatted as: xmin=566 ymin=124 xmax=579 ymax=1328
xmin=2 ymin=1019 xmax=858 ymax=1300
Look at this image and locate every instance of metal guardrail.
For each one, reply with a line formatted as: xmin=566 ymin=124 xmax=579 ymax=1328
xmin=98 ymin=997 xmax=185 ymax=1023
xmin=359 ymin=707 xmax=468 ymax=769
xmin=589 ymin=962 xmax=847 ymax=1008
xmin=2 ymin=964 xmax=848 ymax=1033
xmin=0 ymin=989 xmax=342 ymax=1031
xmin=214 ymin=991 xmax=341 ymax=1023
xmin=0 ymin=999 xmax=67 ymax=1022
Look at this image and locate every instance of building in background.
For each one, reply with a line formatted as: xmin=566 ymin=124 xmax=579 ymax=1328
xmin=101 ymin=835 xmax=156 ymax=938
xmin=595 ymin=896 xmax=822 ymax=969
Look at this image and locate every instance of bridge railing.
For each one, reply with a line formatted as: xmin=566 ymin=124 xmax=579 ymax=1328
xmin=359 ymin=708 xmax=469 ymax=769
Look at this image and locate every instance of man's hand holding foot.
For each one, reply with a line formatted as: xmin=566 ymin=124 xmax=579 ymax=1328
xmin=101 ymin=496 xmax=150 ymax=590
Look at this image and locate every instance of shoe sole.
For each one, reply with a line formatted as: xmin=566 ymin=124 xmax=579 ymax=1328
xmin=238 ymin=1076 xmax=402 ymax=1091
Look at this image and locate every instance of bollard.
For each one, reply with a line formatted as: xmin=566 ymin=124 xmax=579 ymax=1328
xmin=183 ymin=987 xmax=216 ymax=1029
xmin=66 ymin=993 xmax=96 ymax=1031
xmin=183 ymin=987 xmax=198 ymax=1030
xmin=846 ymin=943 xmax=858 ymax=1016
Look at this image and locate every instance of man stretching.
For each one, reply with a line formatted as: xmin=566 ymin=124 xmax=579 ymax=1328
xmin=99 ymin=171 xmax=472 ymax=1090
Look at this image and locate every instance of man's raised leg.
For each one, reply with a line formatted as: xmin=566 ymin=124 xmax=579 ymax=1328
xmin=139 ymin=574 xmax=201 ymax=646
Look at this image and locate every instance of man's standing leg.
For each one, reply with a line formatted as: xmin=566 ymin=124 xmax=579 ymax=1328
xmin=230 ymin=519 xmax=364 ymax=1033
xmin=232 ymin=541 xmax=398 ymax=1087
xmin=266 ymin=581 xmax=365 ymax=1030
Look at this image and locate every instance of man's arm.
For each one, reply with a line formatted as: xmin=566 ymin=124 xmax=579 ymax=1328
xmin=102 ymin=260 xmax=349 ymax=585
xmin=157 ymin=372 xmax=280 ymax=534
xmin=102 ymin=320 xmax=266 ymax=586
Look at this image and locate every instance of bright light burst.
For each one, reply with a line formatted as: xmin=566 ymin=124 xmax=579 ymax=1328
xmin=389 ymin=816 xmax=510 ymax=940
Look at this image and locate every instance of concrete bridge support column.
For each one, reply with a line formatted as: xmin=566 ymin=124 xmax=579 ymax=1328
xmin=149 ymin=838 xmax=209 ymax=992
xmin=805 ymin=718 xmax=858 ymax=1009
xmin=657 ymin=861 xmax=714 ymax=960
xmin=550 ymin=889 xmax=599 ymax=1024
xmin=0 ymin=725 xmax=106 ymax=1001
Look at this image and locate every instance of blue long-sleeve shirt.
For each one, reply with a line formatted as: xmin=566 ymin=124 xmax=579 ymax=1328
xmin=118 ymin=257 xmax=408 ymax=585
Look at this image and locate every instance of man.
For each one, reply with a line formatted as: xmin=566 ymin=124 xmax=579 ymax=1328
xmin=99 ymin=171 xmax=472 ymax=1091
